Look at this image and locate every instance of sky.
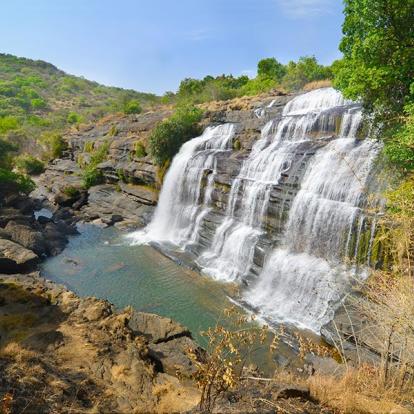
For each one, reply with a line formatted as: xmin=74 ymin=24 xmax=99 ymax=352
xmin=0 ymin=0 xmax=344 ymax=95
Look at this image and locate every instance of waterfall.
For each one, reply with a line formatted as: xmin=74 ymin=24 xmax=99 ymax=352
xmin=128 ymin=87 xmax=381 ymax=332
xmin=128 ymin=123 xmax=235 ymax=246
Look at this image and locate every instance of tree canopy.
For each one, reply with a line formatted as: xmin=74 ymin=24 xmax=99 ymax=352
xmin=333 ymin=0 xmax=414 ymax=117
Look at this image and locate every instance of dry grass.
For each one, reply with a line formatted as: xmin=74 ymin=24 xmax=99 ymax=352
xmin=303 ymin=80 xmax=332 ymax=91
xmin=309 ymin=366 xmax=412 ymax=414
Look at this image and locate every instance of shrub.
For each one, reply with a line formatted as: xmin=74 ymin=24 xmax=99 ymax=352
xmin=134 ymin=141 xmax=147 ymax=158
xmin=0 ymin=168 xmax=35 ymax=194
xmin=239 ymin=77 xmax=277 ymax=96
xmin=81 ymin=140 xmax=109 ymax=188
xmin=83 ymin=141 xmax=94 ymax=153
xmin=148 ymin=105 xmax=203 ymax=166
xmin=82 ymin=167 xmax=103 ymax=188
xmin=0 ymin=116 xmax=19 ymax=134
xmin=62 ymin=186 xmax=80 ymax=198
xmin=124 ymin=100 xmax=142 ymax=114
xmin=67 ymin=111 xmax=81 ymax=124
xmin=13 ymin=154 xmax=44 ymax=175
xmin=108 ymin=125 xmax=118 ymax=137
xmin=30 ymin=98 xmax=47 ymax=110
xmin=0 ymin=138 xmax=17 ymax=168
xmin=38 ymin=131 xmax=67 ymax=159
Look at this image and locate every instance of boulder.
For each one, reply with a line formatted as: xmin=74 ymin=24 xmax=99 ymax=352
xmin=0 ymin=238 xmax=38 ymax=273
xmin=148 ymin=335 xmax=204 ymax=377
xmin=5 ymin=221 xmax=47 ymax=256
xmin=128 ymin=311 xmax=191 ymax=343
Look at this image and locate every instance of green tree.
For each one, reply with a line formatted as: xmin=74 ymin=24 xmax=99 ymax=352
xmin=149 ymin=105 xmax=203 ymax=165
xmin=282 ymin=56 xmax=331 ymax=91
xmin=333 ymin=0 xmax=414 ymax=117
xmin=257 ymin=58 xmax=286 ymax=82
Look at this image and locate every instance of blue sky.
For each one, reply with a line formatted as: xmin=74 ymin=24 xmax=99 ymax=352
xmin=0 ymin=0 xmax=344 ymax=95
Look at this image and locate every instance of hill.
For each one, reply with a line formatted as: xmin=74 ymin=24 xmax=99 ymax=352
xmin=0 ymin=53 xmax=160 ymax=154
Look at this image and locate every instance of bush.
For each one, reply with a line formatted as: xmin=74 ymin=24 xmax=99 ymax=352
xmin=134 ymin=141 xmax=147 ymax=158
xmin=0 ymin=138 xmax=17 ymax=168
xmin=67 ymin=111 xmax=81 ymax=124
xmin=123 ymin=100 xmax=142 ymax=114
xmin=0 ymin=116 xmax=19 ymax=134
xmin=383 ymin=102 xmax=414 ymax=171
xmin=81 ymin=140 xmax=109 ymax=188
xmin=30 ymin=98 xmax=47 ymax=110
xmin=38 ymin=131 xmax=67 ymax=159
xmin=82 ymin=167 xmax=103 ymax=188
xmin=148 ymin=105 xmax=203 ymax=166
xmin=0 ymin=168 xmax=35 ymax=194
xmin=13 ymin=154 xmax=44 ymax=175
xmin=62 ymin=186 xmax=80 ymax=198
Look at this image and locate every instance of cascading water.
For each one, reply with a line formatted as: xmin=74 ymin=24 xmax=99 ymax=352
xmin=129 ymin=123 xmax=236 ymax=246
xmin=129 ymin=87 xmax=381 ymax=332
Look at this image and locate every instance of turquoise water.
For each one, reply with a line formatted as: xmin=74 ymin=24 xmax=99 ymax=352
xmin=41 ymin=224 xmax=241 ymax=344
xmin=41 ymin=224 xmax=312 ymax=372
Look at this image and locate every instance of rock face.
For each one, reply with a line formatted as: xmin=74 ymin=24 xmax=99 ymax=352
xmin=0 ymin=238 xmax=38 ymax=273
xmin=0 ymin=272 xmax=201 ymax=413
xmin=128 ymin=311 xmax=191 ymax=343
xmin=34 ymin=92 xmax=293 ymax=230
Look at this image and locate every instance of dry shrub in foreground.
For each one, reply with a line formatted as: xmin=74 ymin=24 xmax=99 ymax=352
xmin=189 ymin=307 xmax=282 ymax=412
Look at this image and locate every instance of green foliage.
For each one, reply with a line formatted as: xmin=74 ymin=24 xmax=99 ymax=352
xmin=62 ymin=185 xmax=80 ymax=198
xmin=149 ymin=106 xmax=203 ymax=165
xmin=0 ymin=168 xmax=35 ymax=194
xmin=134 ymin=141 xmax=147 ymax=158
xmin=333 ymin=0 xmax=414 ymax=117
xmin=108 ymin=125 xmax=118 ymax=137
xmin=176 ymin=75 xmax=249 ymax=104
xmin=123 ymin=100 xmax=142 ymax=114
xmin=30 ymin=97 xmax=47 ymax=110
xmin=383 ymin=102 xmax=414 ymax=171
xmin=67 ymin=111 xmax=81 ymax=124
xmin=81 ymin=140 xmax=109 ymax=188
xmin=257 ymin=58 xmax=286 ymax=82
xmin=0 ymin=53 xmax=160 ymax=157
xmin=13 ymin=154 xmax=45 ymax=175
xmin=239 ymin=77 xmax=277 ymax=96
xmin=38 ymin=131 xmax=67 ymax=159
xmin=82 ymin=167 xmax=103 ymax=189
xmin=0 ymin=116 xmax=19 ymax=134
xmin=282 ymin=56 xmax=332 ymax=91
xmin=83 ymin=141 xmax=94 ymax=153
xmin=0 ymin=138 xmax=17 ymax=167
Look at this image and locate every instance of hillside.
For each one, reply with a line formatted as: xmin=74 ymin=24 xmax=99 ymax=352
xmin=0 ymin=53 xmax=160 ymax=154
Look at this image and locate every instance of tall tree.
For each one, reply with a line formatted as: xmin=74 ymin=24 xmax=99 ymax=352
xmin=333 ymin=0 xmax=414 ymax=117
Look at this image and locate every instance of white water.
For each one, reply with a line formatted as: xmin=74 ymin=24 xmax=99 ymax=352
xmin=128 ymin=123 xmax=235 ymax=246
xmin=128 ymin=88 xmax=380 ymax=332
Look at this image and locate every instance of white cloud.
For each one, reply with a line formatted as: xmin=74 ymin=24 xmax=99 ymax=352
xmin=276 ymin=0 xmax=332 ymax=18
